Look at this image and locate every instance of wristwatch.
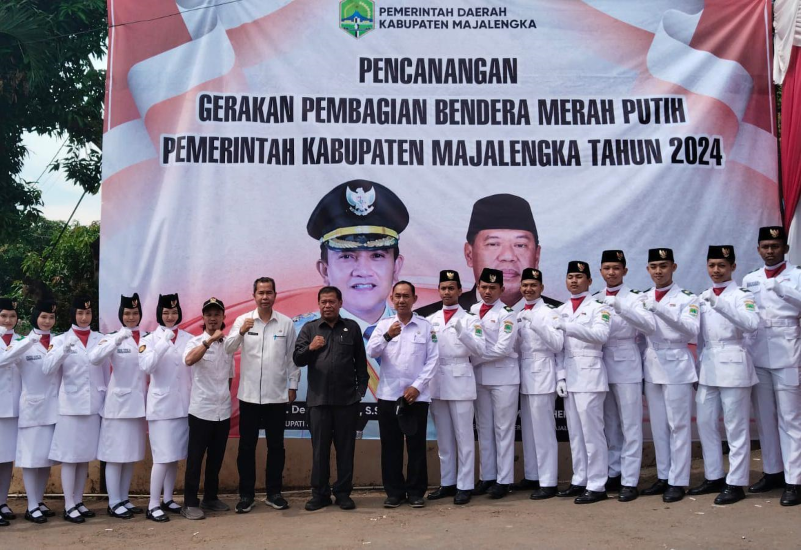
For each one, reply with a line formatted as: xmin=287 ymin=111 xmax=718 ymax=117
xmin=383 ymin=332 xmax=393 ymax=342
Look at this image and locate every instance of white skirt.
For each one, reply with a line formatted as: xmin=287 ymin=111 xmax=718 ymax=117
xmin=149 ymin=418 xmax=189 ymax=463
xmin=97 ymin=417 xmax=147 ymax=462
xmin=16 ymin=424 xmax=56 ymax=468
xmin=49 ymin=414 xmax=101 ymax=463
xmin=0 ymin=417 xmax=18 ymax=463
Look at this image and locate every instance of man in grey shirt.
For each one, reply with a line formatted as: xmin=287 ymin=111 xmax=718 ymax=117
xmin=294 ymin=286 xmax=369 ymax=511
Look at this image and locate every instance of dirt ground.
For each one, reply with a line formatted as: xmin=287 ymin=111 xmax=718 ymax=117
xmin=3 ymin=451 xmax=800 ymax=549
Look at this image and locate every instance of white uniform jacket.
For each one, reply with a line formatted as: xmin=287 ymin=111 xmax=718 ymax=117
xmin=640 ymin=285 xmax=700 ymax=385
xmin=743 ymin=263 xmax=801 ymax=371
xmin=557 ymin=296 xmax=611 ymax=392
xmin=427 ymin=307 xmax=485 ymax=400
xmin=594 ymin=286 xmax=654 ymax=384
xmin=0 ymin=332 xmax=60 ymax=427
xmin=89 ymin=330 xmax=147 ymax=419
xmin=469 ymin=301 xmax=519 ymax=386
xmin=698 ymin=281 xmax=759 ymax=388
xmin=0 ymin=332 xmax=22 ymax=418
xmin=517 ymin=299 xmax=564 ymax=395
xmin=44 ymin=329 xmax=110 ymax=416
xmin=139 ymin=327 xmax=193 ymax=421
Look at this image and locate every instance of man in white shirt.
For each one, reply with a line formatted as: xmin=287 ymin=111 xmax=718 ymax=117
xmin=366 ymin=281 xmax=438 ymax=509
xmin=225 ymin=277 xmax=299 ymax=513
xmin=181 ymin=298 xmax=235 ymax=520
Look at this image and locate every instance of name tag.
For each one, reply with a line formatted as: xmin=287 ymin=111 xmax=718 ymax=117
xmin=746 ymin=281 xmax=759 ymax=287
xmin=116 ymin=348 xmax=131 ymax=354
xmin=247 ymin=332 xmax=259 ymax=336
xmin=26 ymin=355 xmax=42 ymax=361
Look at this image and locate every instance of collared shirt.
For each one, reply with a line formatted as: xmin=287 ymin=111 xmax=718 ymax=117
xmin=225 ymin=309 xmax=300 ymax=404
xmin=365 ymin=313 xmax=439 ymax=402
xmin=184 ymin=334 xmax=235 ymax=421
xmin=293 ymin=316 xmax=369 ymax=407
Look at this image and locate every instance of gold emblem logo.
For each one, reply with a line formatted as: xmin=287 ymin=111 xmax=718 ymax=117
xmin=446 ymin=271 xmax=455 ymax=280
xmin=84 ymin=301 xmax=91 ymax=309
xmin=210 ymin=297 xmax=217 ymax=303
xmin=770 ymin=228 xmax=780 ymax=238
xmin=659 ymin=249 xmax=667 ymax=259
xmin=11 ymin=301 xmax=17 ymax=310
xmin=721 ymin=247 xmax=730 ymax=258
xmin=138 ymin=345 xmax=146 ymax=353
xmin=131 ymin=299 xmax=138 ymax=308
xmin=577 ymin=262 xmax=585 ymax=272
xmin=616 ymin=251 xmax=624 ymax=261
xmin=50 ymin=304 xmax=57 ymax=313
xmin=533 ymin=270 xmax=540 ymax=278
xmin=171 ymin=299 xmax=178 ymax=308
xmin=489 ymin=274 xmax=497 ymax=283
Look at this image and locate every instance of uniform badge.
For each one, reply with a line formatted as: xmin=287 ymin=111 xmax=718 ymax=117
xmin=50 ymin=304 xmax=57 ymax=313
xmin=616 ymin=251 xmax=624 ymax=261
xmin=503 ymin=320 xmax=513 ymax=333
xmin=346 ymin=185 xmax=376 ymax=216
xmin=489 ymin=273 xmax=497 ymax=283
xmin=11 ymin=301 xmax=17 ymax=309
xmin=132 ymin=299 xmax=138 ymax=307
xmin=430 ymin=330 xmax=438 ymax=343
xmin=99 ymin=340 xmax=107 ymax=345
xmin=688 ymin=305 xmax=699 ymax=317
xmin=474 ymin=325 xmax=483 ymax=337
xmin=47 ymin=344 xmax=53 ymax=352
xmin=171 ymin=299 xmax=178 ymax=307
xmin=139 ymin=345 xmax=147 ymax=353
xmin=210 ymin=297 xmax=218 ymax=304
xmin=744 ymin=300 xmax=755 ymax=312
xmin=771 ymin=228 xmax=780 ymax=238
xmin=601 ymin=310 xmax=611 ymax=322
xmin=577 ymin=262 xmax=585 ymax=272
xmin=446 ymin=271 xmax=455 ymax=280
xmin=721 ymin=247 xmax=731 ymax=258
xmin=659 ymin=249 xmax=667 ymax=259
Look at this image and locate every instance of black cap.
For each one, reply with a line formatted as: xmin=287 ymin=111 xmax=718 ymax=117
xmin=708 ymin=245 xmax=736 ymax=263
xmin=758 ymin=226 xmax=786 ymax=243
xmin=156 ymin=293 xmax=182 ymax=326
xmin=601 ymin=250 xmax=626 ymax=266
xmin=395 ymin=397 xmax=418 ymax=436
xmin=521 ymin=268 xmax=542 ymax=282
xmin=118 ymin=293 xmax=142 ymax=324
xmin=479 ymin=267 xmax=503 ymax=286
xmin=307 ymin=180 xmax=409 ymax=250
xmin=648 ymin=248 xmax=674 ymax=263
xmin=439 ymin=270 xmax=462 ymax=286
xmin=466 ymin=194 xmax=538 ymax=243
xmin=69 ymin=295 xmax=92 ymax=326
xmin=567 ymin=261 xmax=591 ymax=275
xmin=0 ymin=297 xmax=17 ymax=312
xmin=31 ymin=299 xmax=57 ymax=330
xmin=202 ymin=297 xmax=225 ymax=312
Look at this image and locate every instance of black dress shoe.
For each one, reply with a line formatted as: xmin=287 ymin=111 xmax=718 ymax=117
xmin=74 ymin=502 xmax=94 ymax=518
xmin=408 ymin=496 xmax=425 ymax=508
xmin=749 ymin=472 xmax=785 ymax=493
xmin=0 ymin=517 xmax=8 ymax=527
xmin=662 ymin=485 xmax=685 ymax=503
xmin=714 ymin=485 xmax=746 ymax=505
xmin=108 ymin=503 xmax=134 ymax=519
xmin=641 ymin=479 xmax=668 ymax=496
xmin=383 ymin=496 xmax=405 ymax=508
xmin=427 ymin=485 xmax=457 ymax=500
xmin=63 ymin=507 xmax=86 ymax=524
xmin=24 ymin=509 xmax=47 ymax=524
xmin=120 ymin=500 xmax=144 ymax=514
xmin=161 ymin=500 xmax=183 ymax=513
xmin=304 ymin=496 xmax=332 ymax=511
xmin=472 ymin=479 xmax=496 ymax=495
xmin=454 ymin=490 xmax=471 ymax=505
xmin=0 ymin=503 xmax=16 ymax=520
xmin=146 ymin=506 xmax=170 ymax=522
xmin=336 ymin=496 xmax=356 ymax=510
xmin=575 ymin=490 xmax=608 ymax=504
xmin=487 ymin=483 xmax=510 ymax=499
xmin=781 ymin=484 xmax=801 ymax=506
xmin=688 ymin=477 xmax=725 ymax=495
xmin=530 ymin=486 xmax=558 ymax=500
xmin=511 ymin=478 xmax=540 ymax=491
xmin=557 ymin=484 xmax=585 ymax=497
xmin=605 ymin=475 xmax=622 ymax=492
xmin=618 ymin=486 xmax=639 ymax=502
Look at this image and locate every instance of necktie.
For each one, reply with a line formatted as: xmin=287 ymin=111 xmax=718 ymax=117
xmin=443 ymin=309 xmax=457 ymax=324
xmin=712 ymin=287 xmax=725 ymax=296
xmin=40 ymin=334 xmax=51 ymax=349
xmin=606 ymin=289 xmax=619 ymax=296
xmin=570 ymin=296 xmax=585 ymax=312
xmin=132 ymin=330 xmax=140 ymax=345
xmin=766 ymin=264 xmax=787 ymax=279
xmin=524 ymin=304 xmax=534 ymax=310
xmin=1 ymin=334 xmax=11 ymax=346
xmin=74 ymin=328 xmax=90 ymax=347
xmin=480 ymin=303 xmax=493 ymax=319
xmin=655 ymin=289 xmax=669 ymax=302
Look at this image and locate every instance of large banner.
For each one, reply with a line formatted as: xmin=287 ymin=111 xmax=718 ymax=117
xmin=101 ymin=0 xmax=779 ymax=440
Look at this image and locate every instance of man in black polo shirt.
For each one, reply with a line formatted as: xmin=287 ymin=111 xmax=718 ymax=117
xmin=294 ymin=286 xmax=369 ymax=511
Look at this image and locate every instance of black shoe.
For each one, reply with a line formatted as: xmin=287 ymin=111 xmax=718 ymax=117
xmin=0 ymin=517 xmax=7 ymax=527
xmin=408 ymin=495 xmax=426 ymax=508
xmin=383 ymin=496 xmax=405 ymax=508
xmin=454 ymin=490 xmax=471 ymax=505
xmin=63 ymin=506 xmax=86 ymax=524
xmin=641 ymin=479 xmax=668 ymax=496
xmin=749 ymin=472 xmax=785 ymax=493
xmin=427 ymin=485 xmax=457 ymax=500
xmin=304 ymin=496 xmax=332 ymax=511
xmin=472 ymin=479 xmax=496 ymax=496
xmin=235 ymin=497 xmax=255 ymax=514
xmin=688 ymin=477 xmax=725 ymax=495
xmin=511 ymin=478 xmax=540 ymax=491
xmin=107 ymin=503 xmax=134 ymax=519
xmin=74 ymin=502 xmax=94 ymax=518
xmin=24 ymin=509 xmax=47 ymax=524
xmin=662 ymin=485 xmax=685 ymax=503
xmin=265 ymin=494 xmax=289 ymax=510
xmin=714 ymin=485 xmax=746 ymax=505
xmin=530 ymin=486 xmax=558 ymax=500
xmin=557 ymin=484 xmax=585 ymax=497
xmin=618 ymin=486 xmax=639 ymax=502
xmin=781 ymin=484 xmax=801 ymax=506
xmin=120 ymin=500 xmax=144 ymax=514
xmin=161 ymin=500 xmax=183 ymax=513
xmin=575 ymin=490 xmax=608 ymax=504
xmin=0 ymin=503 xmax=16 ymax=520
xmin=336 ymin=496 xmax=356 ymax=510
xmin=146 ymin=506 xmax=170 ymax=522
xmin=605 ymin=475 xmax=622 ymax=492
xmin=487 ymin=483 xmax=510 ymax=499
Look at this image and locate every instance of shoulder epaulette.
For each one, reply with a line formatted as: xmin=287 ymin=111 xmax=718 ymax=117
xmin=630 ymin=289 xmax=641 ymax=294
xmin=546 ymin=304 xmax=556 ymax=309
xmin=503 ymin=306 xmax=514 ymax=312
xmin=644 ymin=287 xmax=652 ymax=292
xmin=596 ymin=300 xmax=605 ymax=304
xmin=592 ymin=291 xmax=601 ymax=296
xmin=14 ymin=335 xmax=25 ymax=341
xmin=740 ymin=287 xmax=750 ymax=293
xmin=681 ymin=289 xmax=693 ymax=296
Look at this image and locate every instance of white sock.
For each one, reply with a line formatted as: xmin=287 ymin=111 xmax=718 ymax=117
xmin=105 ymin=462 xmax=123 ymax=506
xmin=149 ymin=463 xmax=168 ymax=510
xmin=121 ymin=462 xmax=135 ymax=505
xmin=61 ymin=463 xmax=79 ymax=514
xmin=23 ymin=468 xmax=39 ymax=511
xmin=73 ymin=462 xmax=88 ymax=506
xmin=163 ymin=462 xmax=178 ymax=504
xmin=38 ymin=467 xmax=51 ymax=505
xmin=0 ymin=462 xmax=12 ymax=503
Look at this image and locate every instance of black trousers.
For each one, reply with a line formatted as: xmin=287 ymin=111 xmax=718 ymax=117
xmin=184 ymin=414 xmax=231 ymax=507
xmin=309 ymin=403 xmax=359 ymax=499
xmin=377 ymin=399 xmax=429 ymax=499
xmin=237 ymin=400 xmax=287 ymax=497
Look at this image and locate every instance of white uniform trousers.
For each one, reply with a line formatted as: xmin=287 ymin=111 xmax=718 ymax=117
xmin=751 ymin=367 xmax=801 ymax=484
xmin=475 ymin=384 xmax=518 ymax=485
xmin=696 ymin=385 xmax=752 ymax=486
xmin=520 ymin=393 xmax=558 ymax=487
xmin=564 ymin=391 xmax=608 ymax=492
xmin=603 ymin=383 xmax=643 ymax=487
xmin=644 ymin=382 xmax=693 ymax=486
xmin=430 ymin=399 xmax=475 ymax=490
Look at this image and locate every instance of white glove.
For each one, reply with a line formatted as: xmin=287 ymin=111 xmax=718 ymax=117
xmin=114 ymin=328 xmax=132 ymax=345
xmin=0 ymin=326 xmax=7 ymax=337
xmin=604 ymin=296 xmax=621 ymax=314
xmin=768 ymin=279 xmax=786 ymax=297
xmin=64 ymin=330 xmax=79 ymax=349
xmin=162 ymin=328 xmax=175 ymax=342
xmin=453 ymin=317 xmax=464 ymax=336
xmin=28 ymin=332 xmax=42 ymax=344
xmin=555 ymin=318 xmax=566 ymax=331
xmin=706 ymin=291 xmax=718 ymax=307
xmin=556 ymin=379 xmax=568 ymax=397
xmin=643 ymin=299 xmax=657 ymax=312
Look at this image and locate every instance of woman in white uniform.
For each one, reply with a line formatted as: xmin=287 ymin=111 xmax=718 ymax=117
xmin=1 ymin=299 xmax=61 ymax=523
xmin=45 ymin=296 xmax=110 ymax=524
xmin=139 ymin=294 xmax=192 ymax=522
xmin=90 ymin=294 xmax=147 ymax=519
xmin=0 ymin=297 xmax=22 ymax=526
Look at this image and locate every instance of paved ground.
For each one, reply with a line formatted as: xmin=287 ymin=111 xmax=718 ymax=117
xmin=2 ymin=453 xmax=800 ymax=549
